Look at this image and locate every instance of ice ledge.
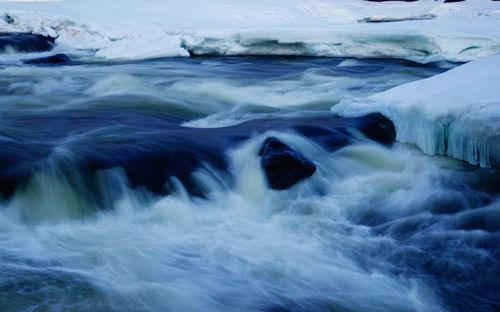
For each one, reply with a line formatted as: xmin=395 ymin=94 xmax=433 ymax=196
xmin=180 ymin=30 xmax=500 ymax=64
xmin=332 ymin=54 xmax=500 ymax=168
xmin=2 ymin=3 xmax=500 ymax=62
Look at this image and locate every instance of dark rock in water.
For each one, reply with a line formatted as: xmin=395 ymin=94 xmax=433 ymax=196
xmin=0 ymin=110 xmax=394 ymax=199
xmin=444 ymin=0 xmax=464 ymax=2
xmin=23 ymin=54 xmax=72 ymax=65
xmin=0 ymin=32 xmax=55 ymax=53
xmin=259 ymin=137 xmax=316 ymax=190
xmin=353 ymin=113 xmax=396 ymax=146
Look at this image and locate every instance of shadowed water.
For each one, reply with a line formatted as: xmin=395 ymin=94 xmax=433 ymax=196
xmin=0 ymin=56 xmax=498 ymax=312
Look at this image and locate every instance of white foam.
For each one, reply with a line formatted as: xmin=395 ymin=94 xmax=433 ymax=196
xmin=0 ymin=134 xmax=452 ymax=311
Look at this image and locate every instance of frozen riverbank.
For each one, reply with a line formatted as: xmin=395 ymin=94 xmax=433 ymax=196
xmin=1 ymin=0 xmax=500 ymax=62
xmin=332 ymin=53 xmax=500 ymax=168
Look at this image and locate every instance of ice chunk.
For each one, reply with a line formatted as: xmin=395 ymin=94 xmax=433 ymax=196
xmin=95 ymin=34 xmax=189 ymax=60
xmin=332 ymin=54 xmax=500 ymax=168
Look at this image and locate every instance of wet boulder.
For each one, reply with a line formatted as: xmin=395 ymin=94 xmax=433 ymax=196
xmin=0 ymin=32 xmax=55 ymax=53
xmin=259 ymin=137 xmax=316 ymax=190
xmin=23 ymin=54 xmax=71 ymax=66
xmin=354 ymin=113 xmax=396 ymax=146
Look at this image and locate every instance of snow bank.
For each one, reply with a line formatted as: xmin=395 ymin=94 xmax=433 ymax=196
xmin=332 ymin=53 xmax=500 ymax=168
xmin=1 ymin=0 xmax=500 ymax=62
xmin=181 ymin=29 xmax=500 ymax=63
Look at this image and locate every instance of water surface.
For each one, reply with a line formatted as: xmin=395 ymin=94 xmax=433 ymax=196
xmin=0 ymin=56 xmax=498 ymax=312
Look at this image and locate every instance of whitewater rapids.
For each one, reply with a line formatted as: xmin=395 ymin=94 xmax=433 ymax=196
xmin=0 ymin=56 xmax=499 ymax=312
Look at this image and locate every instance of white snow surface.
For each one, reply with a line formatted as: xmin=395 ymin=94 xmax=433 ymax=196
xmin=332 ymin=53 xmax=500 ymax=168
xmin=1 ymin=0 xmax=500 ymax=62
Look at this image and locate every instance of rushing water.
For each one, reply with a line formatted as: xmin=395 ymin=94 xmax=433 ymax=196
xmin=0 ymin=55 xmax=499 ymax=312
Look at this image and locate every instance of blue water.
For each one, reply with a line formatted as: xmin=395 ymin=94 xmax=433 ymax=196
xmin=0 ymin=56 xmax=498 ymax=312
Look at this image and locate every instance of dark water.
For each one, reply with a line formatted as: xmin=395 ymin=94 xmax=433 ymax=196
xmin=0 ymin=56 xmax=498 ymax=312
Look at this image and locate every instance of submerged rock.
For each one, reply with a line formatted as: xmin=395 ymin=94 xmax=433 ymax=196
xmin=0 ymin=32 xmax=55 ymax=53
xmin=259 ymin=137 xmax=316 ymax=190
xmin=23 ymin=53 xmax=71 ymax=65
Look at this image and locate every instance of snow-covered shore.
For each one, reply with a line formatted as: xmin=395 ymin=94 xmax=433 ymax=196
xmin=1 ymin=0 xmax=500 ymax=62
xmin=332 ymin=53 xmax=500 ymax=168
